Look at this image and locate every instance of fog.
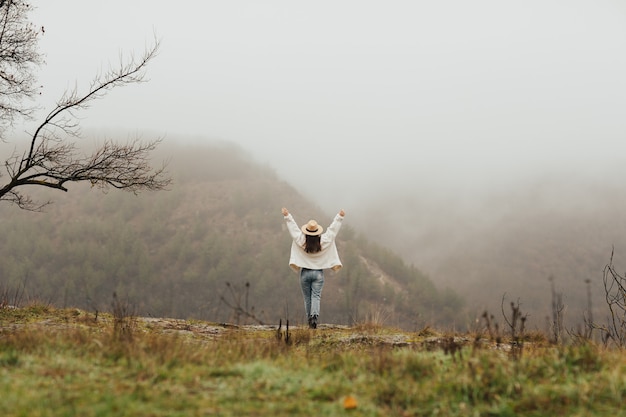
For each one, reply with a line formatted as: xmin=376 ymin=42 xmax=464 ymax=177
xmin=21 ymin=1 xmax=626 ymax=321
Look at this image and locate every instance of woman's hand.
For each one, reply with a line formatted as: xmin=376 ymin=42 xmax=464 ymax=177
xmin=339 ymin=209 xmax=345 ymax=217
xmin=282 ymin=207 xmax=289 ymax=216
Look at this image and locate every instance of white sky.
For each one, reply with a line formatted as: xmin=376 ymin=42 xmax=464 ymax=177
xmin=26 ymin=1 xmax=626 ymax=218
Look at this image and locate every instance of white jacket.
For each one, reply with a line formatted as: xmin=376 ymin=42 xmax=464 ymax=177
xmin=284 ymin=213 xmax=344 ymax=273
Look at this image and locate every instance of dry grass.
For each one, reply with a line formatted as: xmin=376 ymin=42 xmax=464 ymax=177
xmin=1 ymin=305 xmax=625 ymax=416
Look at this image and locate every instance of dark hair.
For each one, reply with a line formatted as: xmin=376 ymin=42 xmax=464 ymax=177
xmin=304 ymin=234 xmax=322 ymax=253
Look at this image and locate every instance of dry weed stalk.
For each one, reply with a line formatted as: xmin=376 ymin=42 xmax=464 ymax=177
xmin=481 ymin=311 xmax=502 ymax=347
xmin=548 ymin=275 xmax=565 ymax=344
xmin=111 ymin=292 xmax=136 ymax=342
xmin=595 ymin=249 xmax=626 ymax=348
xmin=219 ymin=281 xmax=265 ymax=325
xmin=501 ymin=295 xmax=527 ymax=359
xmin=276 ymin=319 xmax=291 ymax=345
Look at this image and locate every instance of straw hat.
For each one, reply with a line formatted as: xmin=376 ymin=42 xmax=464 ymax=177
xmin=301 ymin=220 xmax=323 ymax=236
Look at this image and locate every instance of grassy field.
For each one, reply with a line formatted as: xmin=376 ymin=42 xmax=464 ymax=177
xmin=1 ymin=305 xmax=625 ymax=416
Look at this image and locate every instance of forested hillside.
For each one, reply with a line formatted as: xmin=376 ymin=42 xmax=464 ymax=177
xmin=354 ymin=174 xmax=626 ymax=332
xmin=0 ymin=142 xmax=461 ymax=329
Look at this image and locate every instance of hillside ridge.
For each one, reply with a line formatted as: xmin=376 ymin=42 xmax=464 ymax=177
xmin=0 ymin=142 xmax=458 ymax=330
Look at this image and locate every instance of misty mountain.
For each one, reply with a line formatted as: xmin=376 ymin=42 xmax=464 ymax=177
xmin=353 ymin=173 xmax=626 ymax=332
xmin=0 ymin=141 xmax=461 ymax=329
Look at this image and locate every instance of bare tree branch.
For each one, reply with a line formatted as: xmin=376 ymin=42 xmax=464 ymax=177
xmin=0 ymin=1 xmax=43 ymax=137
xmin=26 ymin=40 xmax=159 ymax=164
xmin=0 ymin=35 xmax=170 ymax=210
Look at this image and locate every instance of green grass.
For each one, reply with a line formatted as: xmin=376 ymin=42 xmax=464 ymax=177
xmin=1 ymin=306 xmax=625 ymax=416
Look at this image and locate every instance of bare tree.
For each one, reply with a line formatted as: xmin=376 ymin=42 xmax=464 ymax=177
xmin=0 ymin=1 xmax=43 ymax=134
xmin=0 ymin=1 xmax=170 ymax=210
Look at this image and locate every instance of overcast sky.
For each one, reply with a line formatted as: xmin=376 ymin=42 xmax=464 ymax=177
xmin=26 ymin=1 xmax=626 ymax=218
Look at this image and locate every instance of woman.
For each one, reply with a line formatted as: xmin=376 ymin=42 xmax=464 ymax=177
xmin=281 ymin=207 xmax=345 ymax=329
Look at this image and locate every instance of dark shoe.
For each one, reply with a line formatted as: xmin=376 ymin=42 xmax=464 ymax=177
xmin=308 ymin=315 xmax=318 ymax=329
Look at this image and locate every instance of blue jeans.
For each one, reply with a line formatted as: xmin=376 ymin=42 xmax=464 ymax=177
xmin=300 ymin=268 xmax=324 ymax=318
